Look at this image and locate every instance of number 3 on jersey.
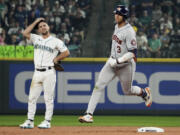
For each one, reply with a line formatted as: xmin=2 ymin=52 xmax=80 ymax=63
xmin=117 ymin=45 xmax=121 ymax=53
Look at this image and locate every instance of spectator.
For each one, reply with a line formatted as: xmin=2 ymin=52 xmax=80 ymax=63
xmin=59 ymin=0 xmax=66 ymax=5
xmin=169 ymin=30 xmax=180 ymax=57
xmin=171 ymin=0 xmax=180 ymax=18
xmin=31 ymin=4 xmax=41 ymax=19
xmin=57 ymin=33 xmax=65 ymax=42
xmin=152 ymin=5 xmax=162 ymax=21
xmin=4 ymin=5 xmax=15 ymax=28
xmin=147 ymin=33 xmax=162 ymax=58
xmin=18 ymin=36 xmax=31 ymax=46
xmin=42 ymin=6 xmax=52 ymax=17
xmin=33 ymin=0 xmax=44 ymax=12
xmin=21 ymin=0 xmax=31 ymax=11
xmin=161 ymin=0 xmax=173 ymax=15
xmin=129 ymin=13 xmax=139 ymax=27
xmin=57 ymin=33 xmax=70 ymax=46
xmin=10 ymin=34 xmax=18 ymax=45
xmin=14 ymin=4 xmax=27 ymax=28
xmin=49 ymin=22 xmax=56 ymax=34
xmin=43 ymin=0 xmax=50 ymax=8
xmin=68 ymin=35 xmax=81 ymax=57
xmin=173 ymin=17 xmax=180 ymax=32
xmin=0 ymin=23 xmax=5 ymax=44
xmin=140 ymin=0 xmax=153 ymax=14
xmin=50 ymin=11 xmax=62 ymax=31
xmin=7 ymin=21 xmax=21 ymax=35
xmin=16 ymin=27 xmax=24 ymax=42
xmin=73 ymin=30 xmax=82 ymax=43
xmin=0 ymin=33 xmax=5 ymax=45
xmin=64 ymin=17 xmax=73 ymax=32
xmin=160 ymin=29 xmax=170 ymax=57
xmin=72 ymin=7 xmax=86 ymax=30
xmin=1 ymin=0 xmax=91 ymax=57
xmin=0 ymin=0 xmax=7 ymax=19
xmin=77 ymin=0 xmax=91 ymax=15
xmin=63 ymin=33 xmax=71 ymax=45
xmin=60 ymin=23 xmax=69 ymax=34
xmin=160 ymin=14 xmax=173 ymax=32
xmin=52 ymin=1 xmax=65 ymax=16
xmin=139 ymin=10 xmax=151 ymax=27
xmin=59 ymin=22 xmax=71 ymax=44
xmin=66 ymin=0 xmax=76 ymax=17
xmin=146 ymin=20 xmax=159 ymax=38
xmin=0 ymin=28 xmax=5 ymax=45
xmin=137 ymin=30 xmax=149 ymax=57
xmin=28 ymin=10 xmax=38 ymax=25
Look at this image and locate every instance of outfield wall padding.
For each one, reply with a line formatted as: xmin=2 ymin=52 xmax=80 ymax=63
xmin=0 ymin=60 xmax=180 ymax=115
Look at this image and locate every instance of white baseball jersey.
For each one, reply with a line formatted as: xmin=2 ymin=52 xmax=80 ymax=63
xmin=27 ymin=33 xmax=68 ymax=121
xmin=84 ymin=19 xmax=152 ymax=116
xmin=30 ymin=34 xmax=68 ymax=68
xmin=111 ymin=23 xmax=137 ymax=59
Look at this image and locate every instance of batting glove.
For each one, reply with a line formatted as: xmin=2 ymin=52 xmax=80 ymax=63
xmin=109 ymin=57 xmax=117 ymax=67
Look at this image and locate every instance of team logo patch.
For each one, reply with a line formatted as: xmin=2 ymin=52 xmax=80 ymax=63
xmin=131 ymin=39 xmax=136 ymax=46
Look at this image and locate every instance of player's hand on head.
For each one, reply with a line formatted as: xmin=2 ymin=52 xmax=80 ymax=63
xmin=35 ymin=18 xmax=45 ymax=23
xmin=109 ymin=57 xmax=117 ymax=67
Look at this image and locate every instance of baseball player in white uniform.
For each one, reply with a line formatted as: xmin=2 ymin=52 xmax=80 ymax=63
xmin=79 ymin=5 xmax=152 ymax=123
xmin=20 ymin=18 xmax=70 ymax=128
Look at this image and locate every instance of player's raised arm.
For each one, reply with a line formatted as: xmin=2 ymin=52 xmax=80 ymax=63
xmin=22 ymin=18 xmax=45 ymax=40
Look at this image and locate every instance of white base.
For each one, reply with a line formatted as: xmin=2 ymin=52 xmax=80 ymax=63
xmin=137 ymin=127 xmax=164 ymax=132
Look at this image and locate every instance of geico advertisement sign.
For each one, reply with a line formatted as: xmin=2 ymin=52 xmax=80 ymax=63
xmin=14 ymin=71 xmax=180 ymax=104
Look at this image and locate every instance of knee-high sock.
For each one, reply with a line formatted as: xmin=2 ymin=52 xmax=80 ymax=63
xmin=86 ymin=88 xmax=104 ymax=115
xmin=131 ymin=86 xmax=142 ymax=95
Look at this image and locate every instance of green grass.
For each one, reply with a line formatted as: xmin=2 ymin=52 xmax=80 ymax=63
xmin=0 ymin=115 xmax=180 ymax=127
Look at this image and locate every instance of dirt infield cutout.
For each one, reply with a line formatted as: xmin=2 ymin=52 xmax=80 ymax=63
xmin=0 ymin=126 xmax=180 ymax=135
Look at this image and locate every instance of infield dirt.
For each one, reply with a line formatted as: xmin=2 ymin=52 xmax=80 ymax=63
xmin=0 ymin=126 xmax=180 ymax=135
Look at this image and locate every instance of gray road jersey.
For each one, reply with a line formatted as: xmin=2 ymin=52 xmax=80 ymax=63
xmin=111 ymin=23 xmax=137 ymax=58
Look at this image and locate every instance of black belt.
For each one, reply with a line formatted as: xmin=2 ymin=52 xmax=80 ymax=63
xmin=36 ymin=67 xmax=52 ymax=72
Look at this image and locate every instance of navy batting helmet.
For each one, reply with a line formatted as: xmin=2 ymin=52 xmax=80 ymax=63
xmin=113 ymin=5 xmax=129 ymax=19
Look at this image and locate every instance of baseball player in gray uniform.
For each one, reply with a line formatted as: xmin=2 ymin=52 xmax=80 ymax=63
xmin=20 ymin=18 xmax=70 ymax=128
xmin=79 ymin=5 xmax=152 ymax=123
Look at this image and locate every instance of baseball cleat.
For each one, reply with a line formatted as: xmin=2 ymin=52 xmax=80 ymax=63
xmin=78 ymin=113 xmax=93 ymax=123
xmin=38 ymin=120 xmax=51 ymax=129
xmin=143 ymin=87 xmax=152 ymax=107
xmin=19 ymin=119 xmax=34 ymax=129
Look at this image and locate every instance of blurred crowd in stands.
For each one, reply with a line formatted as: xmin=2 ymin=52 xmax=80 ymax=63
xmin=128 ymin=0 xmax=180 ymax=58
xmin=0 ymin=0 xmax=180 ymax=58
xmin=0 ymin=0 xmax=91 ymax=57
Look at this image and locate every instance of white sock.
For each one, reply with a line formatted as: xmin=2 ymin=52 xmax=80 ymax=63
xmin=86 ymin=88 xmax=104 ymax=115
xmin=131 ymin=86 xmax=142 ymax=95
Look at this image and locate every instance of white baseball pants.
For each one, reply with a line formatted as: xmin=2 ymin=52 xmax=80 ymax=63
xmin=27 ymin=68 xmax=56 ymax=121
